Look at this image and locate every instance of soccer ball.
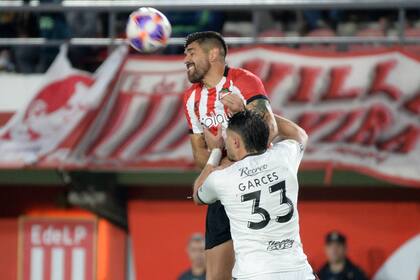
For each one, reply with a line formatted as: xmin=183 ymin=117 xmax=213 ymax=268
xmin=126 ymin=7 xmax=172 ymax=53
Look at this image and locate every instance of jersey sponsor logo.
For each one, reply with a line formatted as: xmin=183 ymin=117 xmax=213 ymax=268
xmin=267 ymin=239 xmax=294 ymax=251
xmin=200 ymin=112 xmax=229 ymax=128
xmin=239 ymin=164 xmax=268 ymax=178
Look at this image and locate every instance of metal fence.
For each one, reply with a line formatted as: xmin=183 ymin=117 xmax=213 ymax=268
xmin=0 ymin=0 xmax=420 ymax=47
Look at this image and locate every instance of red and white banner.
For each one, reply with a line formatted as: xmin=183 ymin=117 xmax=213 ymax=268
xmin=0 ymin=45 xmax=127 ymax=167
xmin=19 ymin=217 xmax=96 ymax=280
xmin=0 ymin=47 xmax=419 ymax=186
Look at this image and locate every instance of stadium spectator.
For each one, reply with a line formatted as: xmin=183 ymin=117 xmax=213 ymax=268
xmin=303 ymin=10 xmax=343 ymax=32
xmin=164 ymin=11 xmax=224 ymax=54
xmin=0 ymin=49 xmax=15 ymax=72
xmin=14 ymin=11 xmax=40 ymax=73
xmin=178 ymin=233 xmax=206 ymax=280
xmin=318 ymin=231 xmax=368 ymax=280
xmin=67 ymin=11 xmax=103 ymax=71
xmin=0 ymin=12 xmax=18 ymax=72
xmin=36 ymin=0 xmax=70 ymax=72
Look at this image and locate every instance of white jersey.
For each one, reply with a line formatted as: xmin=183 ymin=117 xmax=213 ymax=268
xmin=198 ymin=140 xmax=312 ymax=279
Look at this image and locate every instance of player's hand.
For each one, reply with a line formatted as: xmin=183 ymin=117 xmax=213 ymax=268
xmin=221 ymin=93 xmax=245 ymax=115
xmin=203 ymin=125 xmax=224 ymax=150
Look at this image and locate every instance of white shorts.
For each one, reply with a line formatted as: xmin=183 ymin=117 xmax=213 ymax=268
xmin=234 ymin=265 xmax=316 ymax=280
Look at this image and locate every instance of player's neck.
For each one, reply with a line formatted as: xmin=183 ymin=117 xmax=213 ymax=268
xmin=237 ymin=149 xmax=251 ymax=161
xmin=202 ymin=63 xmax=225 ymax=88
xmin=238 ymin=149 xmax=266 ymax=161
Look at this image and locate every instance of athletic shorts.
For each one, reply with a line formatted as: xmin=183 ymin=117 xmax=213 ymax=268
xmin=205 ymin=200 xmax=232 ymax=250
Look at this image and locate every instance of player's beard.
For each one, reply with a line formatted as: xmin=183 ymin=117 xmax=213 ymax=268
xmin=187 ymin=60 xmax=210 ymax=83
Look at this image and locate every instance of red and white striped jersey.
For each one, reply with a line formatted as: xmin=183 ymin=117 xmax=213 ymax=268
xmin=183 ymin=67 xmax=268 ymax=135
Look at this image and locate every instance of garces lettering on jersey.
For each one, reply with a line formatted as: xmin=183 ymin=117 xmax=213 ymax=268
xmin=238 ymin=171 xmax=279 ymax=191
xmin=267 ymin=239 xmax=294 ymax=251
xmin=239 ymin=164 xmax=268 ymax=178
xmin=200 ymin=112 xmax=229 ymax=128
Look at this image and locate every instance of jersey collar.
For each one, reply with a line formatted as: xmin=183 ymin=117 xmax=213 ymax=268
xmin=240 ymin=149 xmax=267 ymax=161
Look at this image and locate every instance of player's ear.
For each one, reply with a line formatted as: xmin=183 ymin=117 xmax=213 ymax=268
xmin=208 ymin=48 xmax=219 ymax=62
xmin=234 ymin=135 xmax=241 ymax=149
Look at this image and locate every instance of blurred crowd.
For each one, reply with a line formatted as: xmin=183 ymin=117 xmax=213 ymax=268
xmin=179 ymin=231 xmax=369 ymax=280
xmin=1 ymin=1 xmax=420 ymax=73
xmin=0 ymin=0 xmax=107 ymax=73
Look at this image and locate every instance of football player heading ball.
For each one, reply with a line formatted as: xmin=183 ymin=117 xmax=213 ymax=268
xmin=183 ymin=31 xmax=278 ymax=280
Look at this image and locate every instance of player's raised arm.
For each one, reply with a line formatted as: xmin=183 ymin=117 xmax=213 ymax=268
xmin=220 ymin=69 xmax=278 ymax=143
xmin=246 ymin=98 xmax=278 ymax=144
xmin=222 ymin=94 xmax=278 ymax=143
xmin=273 ymin=114 xmax=308 ymax=147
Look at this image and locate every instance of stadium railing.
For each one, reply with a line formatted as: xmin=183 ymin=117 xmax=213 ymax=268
xmin=0 ymin=0 xmax=420 ymax=47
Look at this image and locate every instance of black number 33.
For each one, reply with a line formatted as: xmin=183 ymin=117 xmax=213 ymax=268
xmin=241 ymin=181 xmax=294 ymax=230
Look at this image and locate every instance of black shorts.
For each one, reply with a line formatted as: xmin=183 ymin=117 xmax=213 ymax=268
xmin=205 ymin=200 xmax=232 ymax=250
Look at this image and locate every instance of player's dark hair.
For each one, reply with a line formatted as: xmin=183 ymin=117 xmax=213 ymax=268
xmin=184 ymin=31 xmax=227 ymax=58
xmin=228 ymin=110 xmax=269 ymax=153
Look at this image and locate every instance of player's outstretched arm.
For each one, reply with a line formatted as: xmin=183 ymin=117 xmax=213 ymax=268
xmin=273 ymin=114 xmax=308 ymax=147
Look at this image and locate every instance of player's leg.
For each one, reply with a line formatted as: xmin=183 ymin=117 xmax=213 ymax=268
xmin=205 ymin=200 xmax=234 ymax=280
xmin=206 ymin=240 xmax=235 ymax=280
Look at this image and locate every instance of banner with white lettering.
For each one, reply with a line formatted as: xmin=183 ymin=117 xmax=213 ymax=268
xmin=73 ymin=47 xmax=420 ymax=186
xmin=0 ymin=47 xmax=419 ymax=186
xmin=19 ymin=217 xmax=96 ymax=280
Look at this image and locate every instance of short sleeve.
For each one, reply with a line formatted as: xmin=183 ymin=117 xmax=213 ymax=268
xmin=234 ymin=69 xmax=268 ymax=104
xmin=197 ymin=172 xmax=219 ymax=204
xmin=273 ymin=139 xmax=305 ymax=173
xmin=183 ymin=88 xmax=203 ymax=134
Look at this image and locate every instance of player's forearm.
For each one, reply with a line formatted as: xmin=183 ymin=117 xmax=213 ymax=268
xmin=245 ymin=99 xmax=278 ymax=145
xmin=274 ymin=114 xmax=308 ymax=146
xmin=192 ymin=148 xmax=222 ymax=204
xmin=193 ymin=148 xmax=211 ymax=169
xmin=190 ymin=133 xmax=211 ymax=169
xmin=193 ymin=164 xmax=214 ymax=204
xmin=266 ymin=112 xmax=278 ymax=145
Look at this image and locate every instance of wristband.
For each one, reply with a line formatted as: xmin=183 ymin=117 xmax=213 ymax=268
xmin=207 ymin=148 xmax=222 ymax=166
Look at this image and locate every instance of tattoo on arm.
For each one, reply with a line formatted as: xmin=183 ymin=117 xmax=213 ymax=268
xmin=246 ymin=98 xmax=278 ymax=142
xmin=246 ymin=99 xmax=270 ymax=118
